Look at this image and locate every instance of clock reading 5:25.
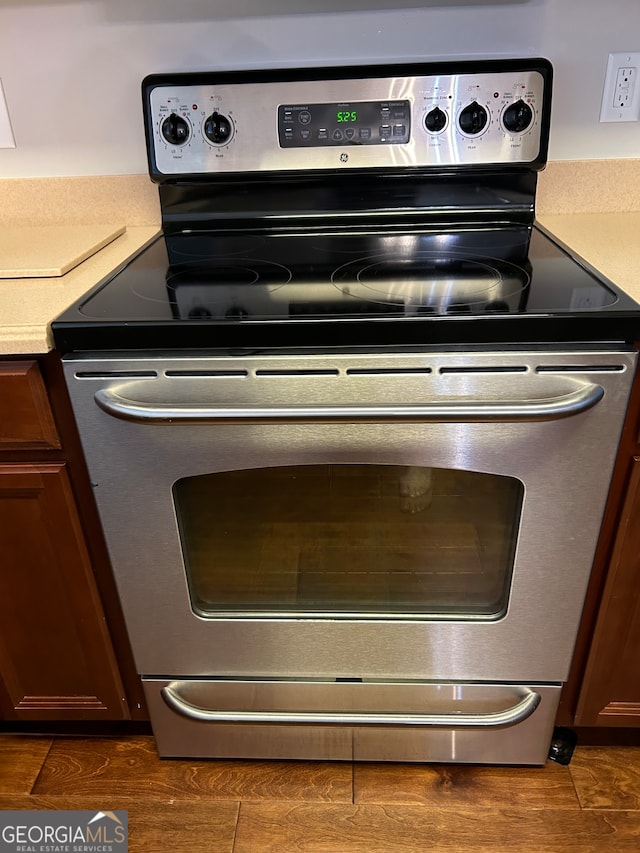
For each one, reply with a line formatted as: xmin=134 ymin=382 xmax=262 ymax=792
xmin=337 ymin=111 xmax=358 ymax=123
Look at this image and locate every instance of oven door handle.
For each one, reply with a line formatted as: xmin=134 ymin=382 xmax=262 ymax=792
xmin=94 ymin=382 xmax=604 ymax=423
xmin=160 ymin=683 xmax=541 ymax=727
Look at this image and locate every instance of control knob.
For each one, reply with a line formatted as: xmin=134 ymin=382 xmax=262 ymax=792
xmin=424 ymin=107 xmax=447 ymax=133
xmin=503 ymin=99 xmax=534 ymax=133
xmin=458 ymin=102 xmax=488 ymax=135
xmin=204 ymin=111 xmax=233 ymax=144
xmin=161 ymin=113 xmax=190 ymax=145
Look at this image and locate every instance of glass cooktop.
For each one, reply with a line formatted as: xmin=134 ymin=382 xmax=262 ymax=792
xmin=52 ymin=224 xmax=640 ymax=352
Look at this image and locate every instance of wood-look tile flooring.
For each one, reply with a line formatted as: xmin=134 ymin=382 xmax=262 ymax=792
xmin=1 ymin=736 xmax=640 ymax=851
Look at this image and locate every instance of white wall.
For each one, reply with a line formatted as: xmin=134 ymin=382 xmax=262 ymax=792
xmin=0 ymin=0 xmax=639 ymax=177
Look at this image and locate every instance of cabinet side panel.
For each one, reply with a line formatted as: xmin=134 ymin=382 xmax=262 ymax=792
xmin=575 ymin=456 xmax=640 ymax=726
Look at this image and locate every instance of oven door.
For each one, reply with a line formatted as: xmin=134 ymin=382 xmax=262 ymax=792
xmin=64 ymin=347 xmax=634 ymax=688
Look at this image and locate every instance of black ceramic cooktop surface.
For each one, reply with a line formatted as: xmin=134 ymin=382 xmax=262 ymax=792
xmin=52 ymin=224 xmax=640 ymax=353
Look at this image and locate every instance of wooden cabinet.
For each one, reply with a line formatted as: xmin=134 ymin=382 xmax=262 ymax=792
xmin=0 ymin=361 xmax=59 ymax=450
xmin=574 ymin=456 xmax=640 ymax=727
xmin=0 ymin=463 xmax=127 ymax=718
xmin=0 ymin=356 xmax=145 ymax=722
xmin=559 ymin=357 xmax=640 ymax=729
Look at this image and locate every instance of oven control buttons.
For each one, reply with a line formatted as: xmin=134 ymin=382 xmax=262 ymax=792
xmin=277 ymin=100 xmax=411 ymax=148
xmin=161 ymin=113 xmax=190 ymax=146
xmin=424 ymin=107 xmax=448 ymax=133
xmin=204 ymin=111 xmax=234 ymax=145
xmin=502 ymin=99 xmax=534 ymax=134
xmin=458 ymin=102 xmax=489 ymax=135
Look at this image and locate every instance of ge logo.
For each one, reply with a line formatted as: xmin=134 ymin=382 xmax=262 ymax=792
xmin=339 ymin=152 xmax=349 ymax=163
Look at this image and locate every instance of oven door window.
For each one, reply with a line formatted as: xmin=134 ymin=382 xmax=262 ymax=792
xmin=173 ymin=465 xmax=523 ymax=621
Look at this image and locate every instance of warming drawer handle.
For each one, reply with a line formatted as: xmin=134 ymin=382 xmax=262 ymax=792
xmin=160 ymin=684 xmax=541 ymax=728
xmin=95 ymin=383 xmax=604 ymax=423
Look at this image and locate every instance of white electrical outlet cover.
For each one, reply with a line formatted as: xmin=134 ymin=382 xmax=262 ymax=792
xmin=0 ymin=78 xmax=16 ymax=148
xmin=600 ymin=52 xmax=640 ymax=122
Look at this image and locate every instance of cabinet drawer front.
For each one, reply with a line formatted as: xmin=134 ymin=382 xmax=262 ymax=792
xmin=0 ymin=361 xmax=60 ymax=449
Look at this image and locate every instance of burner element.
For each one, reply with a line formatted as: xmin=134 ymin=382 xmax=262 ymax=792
xmin=165 ymin=258 xmax=293 ymax=320
xmin=331 ymin=252 xmax=530 ymax=315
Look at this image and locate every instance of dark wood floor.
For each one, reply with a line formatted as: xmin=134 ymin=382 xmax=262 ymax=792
xmin=1 ymin=735 xmax=640 ymax=851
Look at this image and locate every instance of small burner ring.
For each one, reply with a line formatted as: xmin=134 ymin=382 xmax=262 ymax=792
xmin=131 ymin=258 xmax=293 ymax=306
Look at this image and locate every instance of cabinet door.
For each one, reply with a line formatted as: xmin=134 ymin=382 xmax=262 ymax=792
xmin=0 ymin=463 xmax=128 ymax=720
xmin=0 ymin=361 xmax=60 ymax=450
xmin=575 ymin=456 xmax=640 ymax=727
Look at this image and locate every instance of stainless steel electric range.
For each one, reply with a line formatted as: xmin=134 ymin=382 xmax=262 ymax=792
xmin=53 ymin=59 xmax=640 ymax=765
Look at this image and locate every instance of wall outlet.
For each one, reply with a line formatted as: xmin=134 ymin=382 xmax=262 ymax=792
xmin=0 ymin=78 xmax=16 ymax=148
xmin=600 ymin=52 xmax=640 ymax=122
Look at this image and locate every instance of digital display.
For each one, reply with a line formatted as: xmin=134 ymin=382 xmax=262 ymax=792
xmin=279 ymin=99 xmax=410 ymax=148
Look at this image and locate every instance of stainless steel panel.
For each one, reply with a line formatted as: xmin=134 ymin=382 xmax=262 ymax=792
xmin=64 ymin=347 xmax=637 ymax=683
xmin=143 ymin=679 xmax=561 ymax=764
xmin=149 ymin=69 xmax=546 ymax=175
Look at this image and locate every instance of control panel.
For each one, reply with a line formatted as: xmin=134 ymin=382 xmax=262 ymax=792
xmin=143 ymin=60 xmax=551 ymax=179
xmin=278 ymin=100 xmax=411 ymax=147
